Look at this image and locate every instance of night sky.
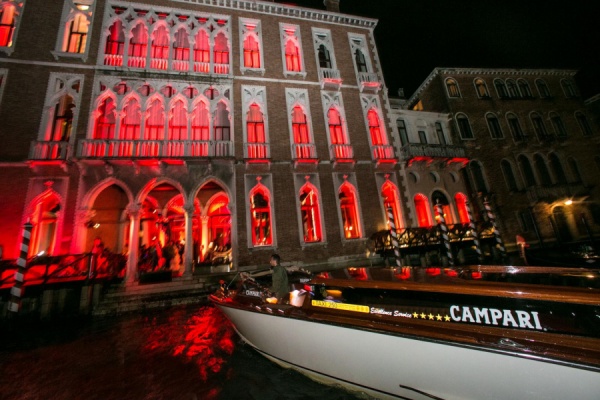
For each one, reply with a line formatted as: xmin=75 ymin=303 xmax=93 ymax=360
xmin=288 ymin=0 xmax=600 ymax=99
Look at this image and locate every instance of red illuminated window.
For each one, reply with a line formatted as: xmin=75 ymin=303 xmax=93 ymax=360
xmin=246 ymin=103 xmax=265 ymax=143
xmin=328 ymin=107 xmax=345 ymax=145
xmin=367 ymin=108 xmax=386 ymax=145
xmin=292 ymin=106 xmax=309 ymax=144
xmin=150 ymin=25 xmax=169 ymax=69
xmin=27 ymin=193 xmax=61 ymax=257
xmin=382 ymin=181 xmax=402 ymax=230
xmin=285 ymin=40 xmax=301 ymax=72
xmin=128 ymin=23 xmax=148 ymax=68
xmin=48 ymin=94 xmax=75 ymax=142
xmin=432 ymin=191 xmax=454 ymax=225
xmin=243 ymin=35 xmax=260 ymax=68
xmin=63 ymin=13 xmax=88 ymax=53
xmin=104 ymin=20 xmax=124 ymax=64
xmin=250 ymin=188 xmax=272 ymax=246
xmin=169 ymin=99 xmax=187 ymax=140
xmin=213 ymin=102 xmax=230 ymax=141
xmin=213 ymin=32 xmax=229 ymax=73
xmin=0 ymin=3 xmax=16 ymax=47
xmin=145 ymin=98 xmax=165 ymax=140
xmin=194 ymin=29 xmax=210 ymax=73
xmin=120 ymin=97 xmax=141 ymax=140
xmin=94 ymin=97 xmax=116 ymax=139
xmin=339 ymin=183 xmax=361 ymax=239
xmin=172 ymin=27 xmax=189 ymax=71
xmin=191 ymin=101 xmax=209 ymax=141
xmin=300 ymin=183 xmax=322 ymax=243
xmin=414 ymin=194 xmax=432 ymax=227
xmin=454 ymin=193 xmax=470 ymax=224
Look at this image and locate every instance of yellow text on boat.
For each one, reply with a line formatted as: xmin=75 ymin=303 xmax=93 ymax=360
xmin=312 ymin=300 xmax=370 ymax=313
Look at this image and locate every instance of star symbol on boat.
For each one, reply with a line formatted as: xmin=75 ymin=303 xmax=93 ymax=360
xmin=420 ymin=313 xmax=426 ymax=319
xmin=413 ymin=312 xmax=419 ymax=318
xmin=444 ymin=315 xmax=451 ymax=322
xmin=436 ymin=314 xmax=442 ymax=321
xmin=428 ymin=313 xmax=434 ymax=320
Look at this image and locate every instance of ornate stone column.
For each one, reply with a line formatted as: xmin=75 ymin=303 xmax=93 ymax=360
xmin=125 ymin=204 xmax=141 ymax=285
xmin=182 ymin=203 xmax=195 ymax=278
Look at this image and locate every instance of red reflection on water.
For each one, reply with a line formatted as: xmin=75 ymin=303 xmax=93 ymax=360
xmin=142 ymin=306 xmax=235 ymax=381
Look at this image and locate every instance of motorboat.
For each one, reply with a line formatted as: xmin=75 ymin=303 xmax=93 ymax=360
xmin=210 ymin=265 xmax=600 ymax=400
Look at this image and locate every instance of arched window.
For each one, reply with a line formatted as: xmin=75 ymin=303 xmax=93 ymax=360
xmin=382 ymin=181 xmax=403 ymax=230
xmin=354 ymin=48 xmax=368 ymax=73
xmin=128 ymin=23 xmax=148 ymax=68
xmin=62 ymin=13 xmax=89 ymax=53
xmin=299 ymin=183 xmax=322 ymax=243
xmin=328 ymin=107 xmax=346 ymax=145
xmin=168 ymin=99 xmax=187 ymax=140
xmin=494 ymin=79 xmax=508 ymax=98
xmin=285 ymin=39 xmax=301 ymax=72
xmin=47 ymin=94 xmax=75 ymax=142
xmin=339 ymin=183 xmax=361 ymax=239
xmin=432 ymin=191 xmax=454 ymax=225
xmin=549 ymin=153 xmax=567 ymax=185
xmin=561 ymin=79 xmax=578 ymax=98
xmin=506 ymin=79 xmax=520 ymax=98
xmin=150 ymin=24 xmax=169 ymax=70
xmin=530 ymin=112 xmax=549 ymax=141
xmin=474 ymin=78 xmax=489 ymax=97
xmin=535 ymin=79 xmax=551 ymax=98
xmin=0 ymin=3 xmax=17 ymax=47
xmin=318 ymin=44 xmax=332 ymax=68
xmin=191 ymin=101 xmax=209 ymax=142
xmin=454 ymin=193 xmax=470 ymax=224
xmin=518 ymin=155 xmax=536 ymax=187
xmin=94 ymin=96 xmax=116 ymax=139
xmin=470 ymin=161 xmax=488 ymax=193
xmin=145 ymin=97 xmax=165 ymax=140
xmin=367 ymin=108 xmax=386 ymax=145
xmin=486 ymin=113 xmax=503 ymax=139
xmin=506 ymin=113 xmax=525 ymax=142
xmin=246 ymin=103 xmax=265 ymax=146
xmin=414 ymin=193 xmax=432 ymax=228
xmin=549 ymin=112 xmax=567 ymax=138
xmin=534 ymin=154 xmax=552 ymax=187
xmin=193 ymin=29 xmax=210 ymax=73
xmin=250 ymin=186 xmax=273 ymax=246
xmin=243 ymin=35 xmax=260 ymax=68
xmin=575 ymin=111 xmax=592 ymax=136
xmin=213 ymin=102 xmax=230 ymax=141
xmin=213 ymin=32 xmax=229 ymax=73
xmin=501 ymin=159 xmax=519 ymax=191
xmin=568 ymin=157 xmax=583 ymax=183
xmin=104 ymin=20 xmax=125 ymax=66
xmin=120 ymin=97 xmax=141 ymax=140
xmin=28 ymin=193 xmax=61 ymax=257
xmin=292 ymin=105 xmax=310 ymax=144
xmin=518 ymin=79 xmax=532 ymax=97
xmin=456 ymin=113 xmax=474 ymax=139
xmin=396 ymin=118 xmax=409 ymax=145
xmin=172 ymin=27 xmax=190 ymax=72
xmin=445 ymin=78 xmax=460 ymax=97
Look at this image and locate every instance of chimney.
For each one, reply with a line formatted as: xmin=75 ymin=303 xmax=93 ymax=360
xmin=324 ymin=0 xmax=340 ymax=13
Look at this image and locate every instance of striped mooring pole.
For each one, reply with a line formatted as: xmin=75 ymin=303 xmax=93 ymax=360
xmin=387 ymin=207 xmax=403 ymax=269
xmin=483 ymin=197 xmax=507 ymax=259
xmin=435 ymin=201 xmax=454 ymax=267
xmin=8 ymin=220 xmax=33 ymax=313
xmin=465 ymin=200 xmax=484 ymax=262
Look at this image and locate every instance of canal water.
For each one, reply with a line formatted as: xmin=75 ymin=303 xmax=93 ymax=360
xmin=0 ymin=304 xmax=364 ymax=400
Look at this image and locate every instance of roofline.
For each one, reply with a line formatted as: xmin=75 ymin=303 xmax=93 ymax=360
xmin=405 ymin=67 xmax=578 ymax=107
xmin=171 ymin=0 xmax=378 ymax=28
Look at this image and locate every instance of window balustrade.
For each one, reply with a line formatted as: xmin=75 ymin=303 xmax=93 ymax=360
xmin=77 ymin=139 xmax=233 ymax=159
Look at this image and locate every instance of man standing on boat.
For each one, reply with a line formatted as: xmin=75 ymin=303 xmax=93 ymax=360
xmin=269 ymin=254 xmax=289 ymax=303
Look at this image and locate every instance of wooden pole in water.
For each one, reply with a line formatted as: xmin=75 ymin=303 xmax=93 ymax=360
xmin=387 ymin=207 xmax=403 ymax=269
xmin=483 ymin=197 xmax=506 ymax=259
xmin=8 ymin=220 xmax=33 ymax=313
xmin=435 ymin=201 xmax=454 ymax=267
xmin=465 ymin=200 xmax=483 ymax=263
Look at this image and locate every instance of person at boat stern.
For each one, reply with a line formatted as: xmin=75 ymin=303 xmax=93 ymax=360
xmin=269 ymin=254 xmax=289 ymax=303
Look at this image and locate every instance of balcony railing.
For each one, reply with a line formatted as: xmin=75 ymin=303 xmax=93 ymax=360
xmin=319 ymin=68 xmax=342 ymax=90
xmin=329 ymin=144 xmax=354 ymax=161
xmin=400 ymin=143 xmax=466 ymax=161
xmin=244 ymin=143 xmax=270 ymax=160
xmin=372 ymin=144 xmax=395 ymax=161
xmin=29 ymin=141 xmax=69 ymax=161
xmin=77 ymin=139 xmax=233 ymax=159
xmin=292 ymin=143 xmax=317 ymax=161
xmin=358 ymin=72 xmax=381 ymax=92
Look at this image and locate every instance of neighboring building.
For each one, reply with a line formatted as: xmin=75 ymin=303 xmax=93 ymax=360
xmin=0 ymin=0 xmax=406 ymax=282
xmin=405 ymin=68 xmax=600 ymax=250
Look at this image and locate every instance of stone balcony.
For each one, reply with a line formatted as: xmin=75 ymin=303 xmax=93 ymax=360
xmin=358 ymin=72 xmax=382 ymax=93
xmin=29 ymin=140 xmax=69 ymax=161
xmin=400 ymin=143 xmax=466 ymax=162
xmin=77 ymin=139 xmax=234 ymax=159
xmin=319 ymin=68 xmax=342 ymax=90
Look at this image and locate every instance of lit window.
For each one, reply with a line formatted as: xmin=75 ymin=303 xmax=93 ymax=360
xmin=250 ymin=184 xmax=273 ymax=247
xmin=145 ymin=97 xmax=165 ymax=140
xmin=213 ymin=32 xmax=230 ymax=74
xmin=445 ymin=78 xmax=460 ymax=97
xmin=382 ymin=181 xmax=403 ymax=230
xmin=299 ymin=183 xmax=322 ymax=243
xmin=243 ymin=35 xmax=260 ymax=68
xmin=414 ymin=194 xmax=432 ymax=227
xmin=194 ymin=29 xmax=210 ymax=73
xmin=213 ymin=102 xmax=230 ymax=141
xmin=474 ymin=78 xmax=489 ymax=97
xmin=120 ymin=97 xmax=141 ymax=140
xmin=240 ymin=18 xmax=263 ymax=71
xmin=454 ymin=193 xmax=470 ymax=224
xmin=280 ymin=24 xmax=303 ymax=74
xmin=367 ymin=108 xmax=385 ymax=145
xmin=168 ymin=98 xmax=187 ymax=140
xmin=150 ymin=24 xmax=169 ymax=70
xmin=128 ymin=23 xmax=148 ymax=69
xmin=292 ymin=105 xmax=310 ymax=157
xmin=172 ymin=27 xmax=190 ymax=72
xmin=62 ymin=13 xmax=89 ymax=53
xmin=103 ymin=19 xmax=124 ymax=66
xmin=432 ymin=191 xmax=454 ymax=225
xmin=339 ymin=183 xmax=361 ymax=239
xmin=535 ymin=79 xmax=551 ymax=98
xmin=456 ymin=113 xmax=474 ymax=140
xmin=575 ymin=111 xmax=593 ymax=136
xmin=246 ymin=104 xmax=266 ymax=159
xmin=93 ymin=96 xmax=116 ymax=139
xmin=486 ymin=113 xmax=503 ymax=139
xmin=0 ymin=0 xmax=24 ymax=52
xmin=27 ymin=191 xmax=61 ymax=257
xmin=191 ymin=101 xmax=210 ymax=141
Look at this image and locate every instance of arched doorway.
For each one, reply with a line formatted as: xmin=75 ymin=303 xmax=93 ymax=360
xmin=195 ymin=181 xmax=232 ymax=267
xmin=432 ymin=191 xmax=454 ymax=225
xmin=86 ymin=184 xmax=129 ymax=254
xmin=27 ymin=192 xmax=61 ymax=257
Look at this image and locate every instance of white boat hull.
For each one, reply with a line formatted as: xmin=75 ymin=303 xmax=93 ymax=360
xmin=216 ymin=304 xmax=600 ymax=400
